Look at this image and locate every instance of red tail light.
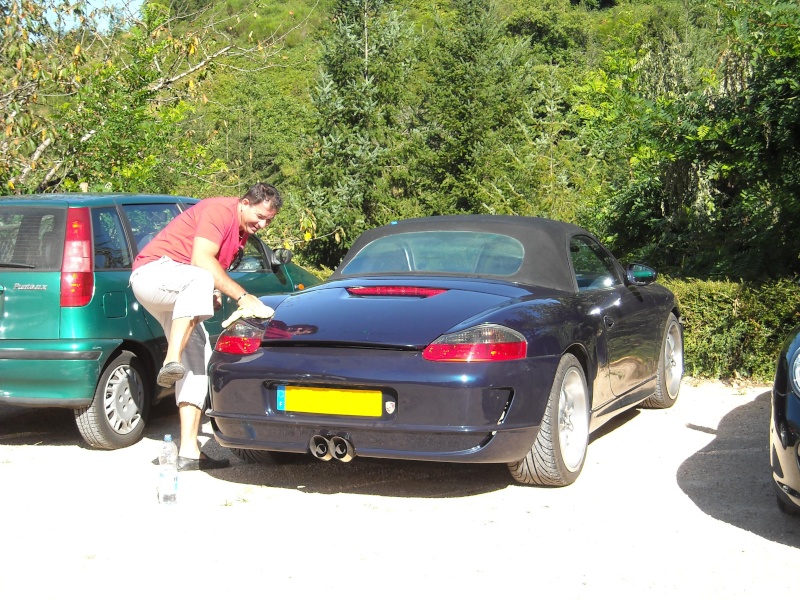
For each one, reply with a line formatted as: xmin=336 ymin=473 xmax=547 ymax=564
xmin=60 ymin=207 xmax=94 ymax=307
xmin=423 ymin=324 xmax=527 ymax=362
xmin=214 ymin=320 xmax=267 ymax=355
xmin=346 ymin=286 xmax=446 ymax=298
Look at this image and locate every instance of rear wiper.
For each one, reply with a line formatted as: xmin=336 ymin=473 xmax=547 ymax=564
xmin=0 ymin=262 xmax=35 ymax=269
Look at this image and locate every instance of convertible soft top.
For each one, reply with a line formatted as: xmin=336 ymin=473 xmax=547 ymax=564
xmin=331 ymin=215 xmax=597 ymax=293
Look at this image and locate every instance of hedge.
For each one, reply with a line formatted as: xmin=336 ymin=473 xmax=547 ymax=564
xmin=662 ymin=276 xmax=800 ymax=383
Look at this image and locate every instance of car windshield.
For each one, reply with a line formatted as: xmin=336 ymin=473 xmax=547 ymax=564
xmin=341 ymin=231 xmax=524 ymax=276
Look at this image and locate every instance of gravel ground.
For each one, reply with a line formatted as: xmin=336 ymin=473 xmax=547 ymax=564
xmin=0 ymin=378 xmax=798 ymax=598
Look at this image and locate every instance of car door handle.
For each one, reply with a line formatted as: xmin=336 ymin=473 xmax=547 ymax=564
xmin=603 ymin=315 xmax=615 ymax=329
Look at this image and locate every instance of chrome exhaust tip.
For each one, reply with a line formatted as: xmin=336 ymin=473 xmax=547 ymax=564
xmin=309 ymin=435 xmax=333 ymax=461
xmin=329 ymin=435 xmax=355 ymax=463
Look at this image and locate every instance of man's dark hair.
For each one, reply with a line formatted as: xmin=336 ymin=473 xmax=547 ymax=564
xmin=242 ymin=182 xmax=282 ymax=210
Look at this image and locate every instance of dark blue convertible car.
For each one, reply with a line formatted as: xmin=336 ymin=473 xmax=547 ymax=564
xmin=207 ymin=215 xmax=684 ymax=486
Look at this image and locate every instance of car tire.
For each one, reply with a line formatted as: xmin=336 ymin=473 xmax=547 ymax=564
xmin=229 ymin=447 xmax=309 ymax=464
xmin=643 ymin=313 xmax=683 ymax=409
xmin=508 ymin=353 xmax=590 ymax=487
xmin=74 ymin=351 xmax=149 ymax=450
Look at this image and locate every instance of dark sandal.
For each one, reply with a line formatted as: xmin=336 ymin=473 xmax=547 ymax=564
xmin=177 ymin=453 xmax=231 ymax=472
xmin=157 ymin=362 xmax=185 ymax=387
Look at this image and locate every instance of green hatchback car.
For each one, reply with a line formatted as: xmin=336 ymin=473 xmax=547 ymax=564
xmin=0 ymin=193 xmax=321 ymax=449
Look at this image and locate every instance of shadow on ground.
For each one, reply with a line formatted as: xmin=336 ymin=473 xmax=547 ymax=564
xmin=192 ymin=406 xmax=644 ymax=498
xmin=207 ymin=451 xmax=517 ymax=499
xmin=678 ymin=391 xmax=800 ymax=547
xmin=0 ymin=405 xmax=80 ymax=447
xmin=0 ymin=395 xmax=180 ymax=448
xmin=0 ymin=401 xmax=511 ymax=498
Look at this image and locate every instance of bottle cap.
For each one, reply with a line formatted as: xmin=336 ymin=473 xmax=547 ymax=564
xmin=164 ymin=434 xmax=173 ymax=442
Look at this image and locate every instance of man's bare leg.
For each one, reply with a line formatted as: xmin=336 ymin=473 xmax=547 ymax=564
xmin=164 ymin=315 xmax=200 ymax=365
xmin=178 ymin=402 xmax=203 ymax=459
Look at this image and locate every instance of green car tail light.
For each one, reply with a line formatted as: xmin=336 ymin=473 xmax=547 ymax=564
xmin=60 ymin=207 xmax=94 ymax=308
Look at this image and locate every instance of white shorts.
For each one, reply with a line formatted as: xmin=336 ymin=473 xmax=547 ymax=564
xmin=130 ymin=257 xmax=215 ymax=409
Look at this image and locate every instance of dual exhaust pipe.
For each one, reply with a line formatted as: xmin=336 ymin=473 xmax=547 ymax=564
xmin=309 ymin=434 xmax=355 ymax=463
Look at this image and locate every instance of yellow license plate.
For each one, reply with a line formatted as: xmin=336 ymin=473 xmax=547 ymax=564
xmin=276 ymin=385 xmax=382 ymax=417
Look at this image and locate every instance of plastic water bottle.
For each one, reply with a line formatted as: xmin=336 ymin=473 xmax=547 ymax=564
xmin=158 ymin=434 xmax=178 ymax=505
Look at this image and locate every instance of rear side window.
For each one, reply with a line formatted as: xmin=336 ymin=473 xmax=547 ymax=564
xmin=121 ymin=203 xmax=182 ymax=252
xmin=92 ymin=207 xmax=132 ymax=270
xmin=0 ymin=207 xmax=66 ymax=271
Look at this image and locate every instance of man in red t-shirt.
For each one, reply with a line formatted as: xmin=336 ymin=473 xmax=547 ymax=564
xmin=130 ymin=182 xmax=280 ymax=471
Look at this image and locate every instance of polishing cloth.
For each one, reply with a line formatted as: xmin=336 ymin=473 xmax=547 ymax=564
xmin=221 ymin=303 xmax=275 ymax=328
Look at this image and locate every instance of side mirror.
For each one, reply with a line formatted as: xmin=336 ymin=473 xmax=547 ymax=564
xmin=263 ymin=245 xmax=292 ymax=272
xmin=626 ymin=263 xmax=657 ymax=286
xmin=273 ymin=248 xmax=293 ymax=265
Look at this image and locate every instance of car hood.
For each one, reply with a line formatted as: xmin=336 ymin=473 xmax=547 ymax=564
xmin=261 ymin=278 xmax=545 ymax=347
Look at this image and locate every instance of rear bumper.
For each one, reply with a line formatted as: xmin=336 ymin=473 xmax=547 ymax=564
xmin=208 ymin=346 xmax=561 ymax=464
xmin=0 ymin=339 xmax=121 ymax=408
xmin=210 ymin=417 xmax=540 ymax=463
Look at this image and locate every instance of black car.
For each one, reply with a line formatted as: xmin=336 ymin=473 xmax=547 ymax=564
xmin=208 ymin=215 xmax=684 ymax=486
xmin=771 ymin=325 xmax=800 ymax=515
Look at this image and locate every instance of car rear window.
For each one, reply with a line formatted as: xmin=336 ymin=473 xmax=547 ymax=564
xmin=341 ymin=231 xmax=524 ymax=276
xmin=0 ymin=207 xmax=66 ymax=271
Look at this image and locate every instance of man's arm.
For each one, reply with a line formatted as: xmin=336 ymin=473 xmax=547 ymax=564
xmin=192 ymin=237 xmax=244 ymax=299
xmin=192 ymin=237 xmax=271 ymax=314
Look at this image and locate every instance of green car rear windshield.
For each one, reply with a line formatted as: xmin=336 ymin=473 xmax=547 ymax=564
xmin=341 ymin=231 xmax=524 ymax=276
xmin=0 ymin=207 xmax=66 ymax=271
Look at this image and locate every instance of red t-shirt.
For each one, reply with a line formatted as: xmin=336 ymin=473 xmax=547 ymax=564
xmin=133 ymin=196 xmax=248 ymax=270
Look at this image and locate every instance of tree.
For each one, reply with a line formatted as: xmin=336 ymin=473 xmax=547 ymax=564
xmin=506 ymin=0 xmax=591 ymax=67
xmin=705 ymin=0 xmax=800 ymax=279
xmin=486 ymin=65 xmax=595 ymax=223
xmin=580 ymin=0 xmax=800 ymax=280
xmin=0 ymin=0 xmax=316 ymax=195
xmin=415 ymin=0 xmax=532 ymax=215
xmin=300 ymin=0 xmax=419 ymax=267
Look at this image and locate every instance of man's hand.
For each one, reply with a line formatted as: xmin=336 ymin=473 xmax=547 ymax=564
xmin=222 ymin=299 xmax=275 ymax=328
xmin=238 ymin=293 xmax=275 ymax=319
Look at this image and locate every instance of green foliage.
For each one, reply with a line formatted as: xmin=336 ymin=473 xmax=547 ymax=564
xmin=301 ymin=0 xmax=421 ymax=267
xmin=664 ymin=276 xmax=800 ymax=381
xmin=0 ymin=0 xmax=321 ymax=196
xmin=506 ymin=0 xmax=591 ymax=66
xmin=415 ymin=0 xmax=533 ymax=215
xmin=578 ymin=0 xmax=800 ymax=280
xmin=196 ymin=43 xmax=317 ymax=191
xmin=487 ymin=65 xmax=597 ymax=223
xmin=6 ymin=0 xmax=800 ymax=380
xmin=0 ymin=0 xmax=231 ymax=193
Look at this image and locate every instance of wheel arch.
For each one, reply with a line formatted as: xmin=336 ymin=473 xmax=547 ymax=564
xmin=77 ymin=347 xmax=151 ymax=449
xmin=564 ymin=342 xmax=593 ymax=401
xmin=670 ymin=305 xmax=683 ymax=328
xmin=100 ymin=339 xmax=160 ymax=401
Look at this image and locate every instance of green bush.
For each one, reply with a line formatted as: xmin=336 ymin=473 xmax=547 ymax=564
xmin=662 ymin=276 xmax=800 ymax=383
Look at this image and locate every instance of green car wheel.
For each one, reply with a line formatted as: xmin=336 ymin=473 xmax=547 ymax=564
xmin=74 ymin=351 xmax=150 ymax=449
